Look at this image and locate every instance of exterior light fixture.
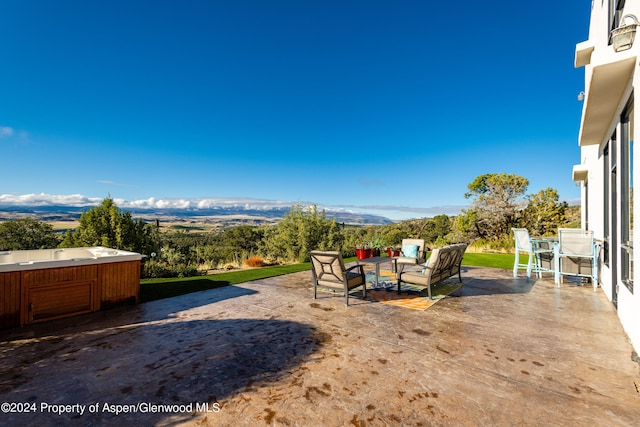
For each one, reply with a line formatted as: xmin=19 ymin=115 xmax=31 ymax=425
xmin=577 ymin=91 xmax=585 ymax=101
xmin=611 ymin=14 xmax=638 ymax=52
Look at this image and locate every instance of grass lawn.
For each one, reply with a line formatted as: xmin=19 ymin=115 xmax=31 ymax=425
xmin=140 ymin=252 xmax=521 ymax=303
xmin=461 ymin=252 xmax=515 ymax=270
xmin=140 ymin=263 xmax=312 ymax=302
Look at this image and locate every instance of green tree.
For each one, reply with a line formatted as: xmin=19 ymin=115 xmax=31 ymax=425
xmin=423 ymin=214 xmax=451 ymax=244
xmin=0 ymin=218 xmax=60 ymax=250
xmin=464 ymin=173 xmax=529 ymax=240
xmin=262 ymin=205 xmax=344 ymax=262
xmin=450 ymin=209 xmax=478 ymax=242
xmin=382 ymin=227 xmax=408 ymax=249
xmin=521 ymin=187 xmax=568 ymax=236
xmin=61 ymin=197 xmax=159 ymax=255
xmin=220 ymin=226 xmax=264 ymax=265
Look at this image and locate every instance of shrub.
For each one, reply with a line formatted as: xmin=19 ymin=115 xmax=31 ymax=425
xmin=142 ymin=259 xmax=173 ymax=278
xmin=173 ymin=264 xmax=199 ymax=278
xmin=142 ymin=259 xmax=199 ymax=278
xmin=0 ymin=218 xmax=60 ymax=250
xmin=468 ymin=235 xmax=513 ymax=253
xmin=244 ymin=256 xmax=266 ymax=268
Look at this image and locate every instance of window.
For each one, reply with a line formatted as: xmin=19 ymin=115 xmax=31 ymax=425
xmin=603 ymin=141 xmax=611 ymax=267
xmin=585 ymin=180 xmax=589 ymax=231
xmin=610 ymin=0 xmax=626 ymax=32
xmin=621 ymin=98 xmax=634 ymax=293
xmin=610 ymin=131 xmax=619 ymax=303
xmin=609 ymin=0 xmax=627 ymax=45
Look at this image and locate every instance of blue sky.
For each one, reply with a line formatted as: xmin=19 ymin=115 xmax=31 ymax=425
xmin=0 ymin=1 xmax=590 ymax=221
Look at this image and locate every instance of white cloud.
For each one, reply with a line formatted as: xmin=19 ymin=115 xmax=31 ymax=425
xmin=0 ymin=193 xmax=102 ymax=206
xmin=0 ymin=193 xmax=474 ymax=220
xmin=0 ymin=126 xmax=14 ymax=138
xmin=0 ymin=193 xmax=311 ymax=211
xmin=0 ymin=126 xmax=28 ymax=142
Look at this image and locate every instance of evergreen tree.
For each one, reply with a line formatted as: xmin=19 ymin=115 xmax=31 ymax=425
xmin=262 ymin=205 xmax=343 ymax=262
xmin=61 ymin=197 xmax=159 ymax=255
xmin=521 ymin=187 xmax=568 ymax=236
xmin=0 ymin=218 xmax=60 ymax=250
xmin=464 ymin=173 xmax=529 ymax=240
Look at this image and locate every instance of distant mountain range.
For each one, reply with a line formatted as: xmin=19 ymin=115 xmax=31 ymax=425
xmin=0 ymin=204 xmax=394 ymax=226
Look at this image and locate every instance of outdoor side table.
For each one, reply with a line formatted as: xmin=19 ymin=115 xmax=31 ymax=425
xmin=356 ymin=256 xmax=396 ymax=288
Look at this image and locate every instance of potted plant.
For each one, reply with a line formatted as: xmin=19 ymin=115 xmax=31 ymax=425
xmin=355 ymin=244 xmax=372 ymax=260
xmin=368 ymin=236 xmax=385 ymax=258
xmin=386 ymin=246 xmax=401 ymax=257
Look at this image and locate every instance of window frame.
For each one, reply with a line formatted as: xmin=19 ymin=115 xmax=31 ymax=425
xmin=621 ymin=97 xmax=634 ymax=293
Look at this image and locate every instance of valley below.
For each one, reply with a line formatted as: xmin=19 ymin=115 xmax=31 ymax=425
xmin=0 ymin=205 xmax=393 ymax=233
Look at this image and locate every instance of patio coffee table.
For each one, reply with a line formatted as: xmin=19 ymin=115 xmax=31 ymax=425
xmin=357 ymin=256 xmax=396 ymax=288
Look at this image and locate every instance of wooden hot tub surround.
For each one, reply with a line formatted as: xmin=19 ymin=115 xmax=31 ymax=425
xmin=0 ymin=247 xmax=142 ymax=328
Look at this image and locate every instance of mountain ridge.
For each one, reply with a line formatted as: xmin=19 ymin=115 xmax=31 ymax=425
xmin=0 ymin=204 xmax=394 ymax=227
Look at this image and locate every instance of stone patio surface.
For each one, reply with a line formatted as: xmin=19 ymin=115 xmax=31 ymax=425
xmin=1 ymin=265 xmax=639 ymax=426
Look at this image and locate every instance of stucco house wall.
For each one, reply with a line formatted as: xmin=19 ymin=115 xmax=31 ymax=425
xmin=575 ymin=1 xmax=640 ymax=353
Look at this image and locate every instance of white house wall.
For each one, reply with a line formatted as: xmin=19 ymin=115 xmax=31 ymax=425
xmin=576 ymin=1 xmax=640 ymax=353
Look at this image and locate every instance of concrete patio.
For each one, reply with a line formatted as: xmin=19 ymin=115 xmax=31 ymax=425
xmin=0 ymin=265 xmax=639 ymax=426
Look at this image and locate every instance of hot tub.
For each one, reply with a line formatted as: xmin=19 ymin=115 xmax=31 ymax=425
xmin=0 ymin=247 xmax=143 ymax=328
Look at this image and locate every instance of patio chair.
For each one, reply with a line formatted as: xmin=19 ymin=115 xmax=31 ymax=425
xmin=554 ymin=228 xmax=598 ymax=290
xmin=310 ymin=251 xmax=366 ymax=305
xmin=512 ymin=228 xmax=554 ymax=280
xmin=394 ymin=239 xmax=426 ymax=273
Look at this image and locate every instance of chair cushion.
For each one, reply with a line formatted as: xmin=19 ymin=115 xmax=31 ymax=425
xmin=403 ymin=244 xmax=419 ymax=258
xmin=421 ymin=257 xmax=430 ymax=274
xmin=346 ymin=271 xmax=365 ymax=289
xmin=400 ymin=271 xmax=429 ymax=286
xmin=396 ymin=256 xmax=418 ymax=265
